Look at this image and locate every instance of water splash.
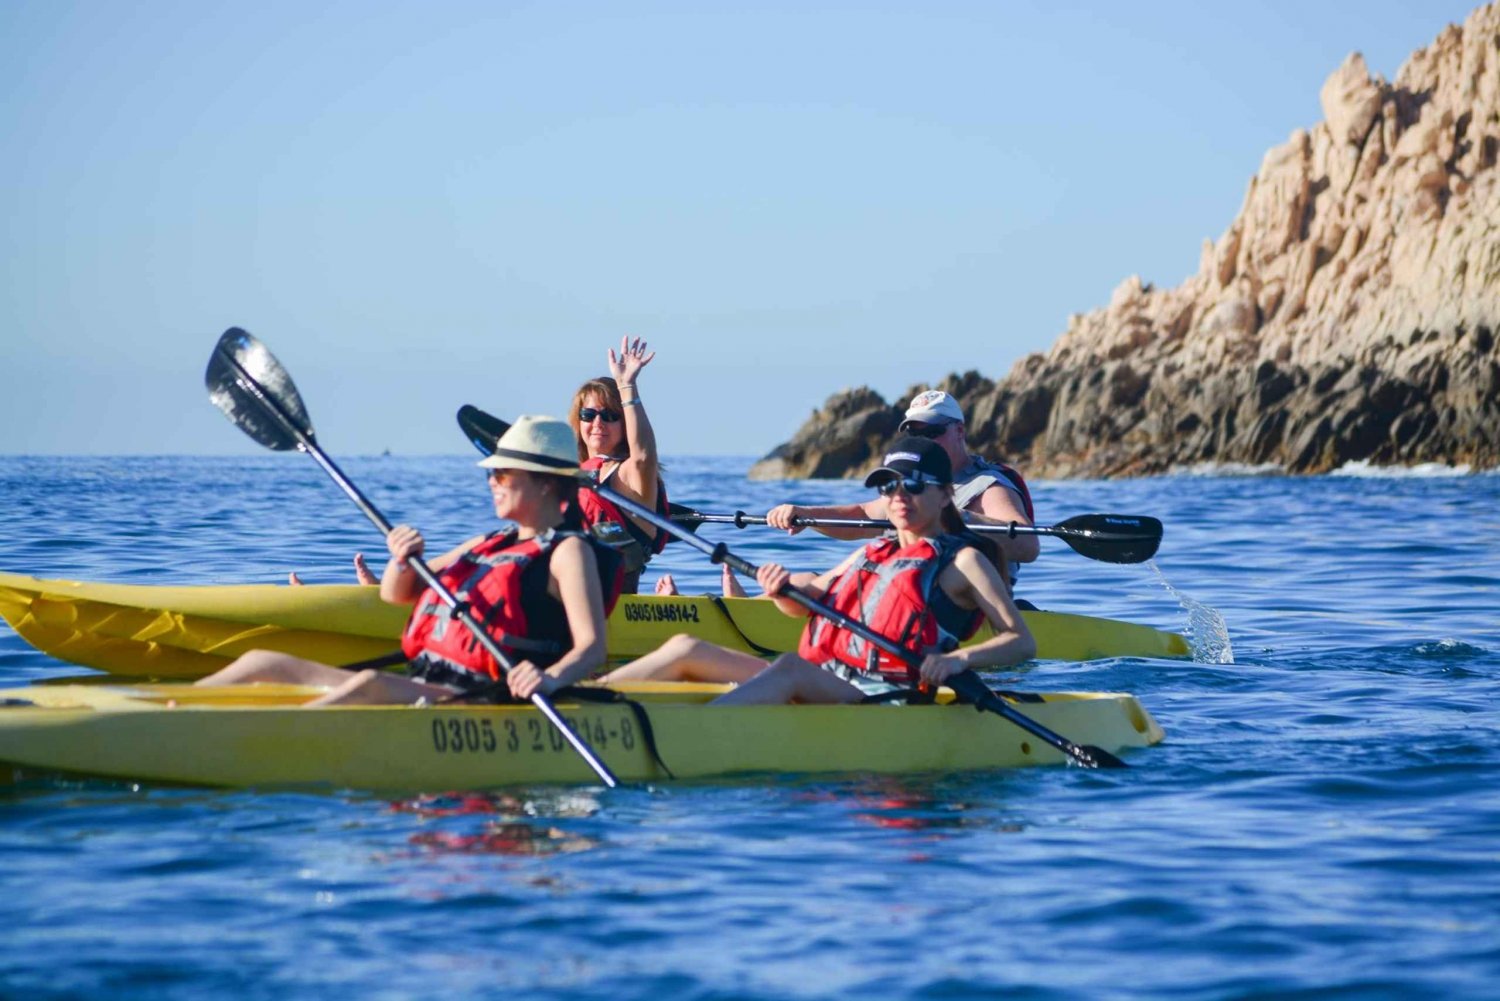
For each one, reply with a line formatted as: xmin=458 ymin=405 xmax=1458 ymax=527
xmin=1329 ymin=459 xmax=1474 ymax=478
xmin=1148 ymin=561 xmax=1234 ymax=664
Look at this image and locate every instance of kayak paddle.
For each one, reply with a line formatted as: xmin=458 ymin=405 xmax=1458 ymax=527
xmin=205 ymin=328 xmax=621 ymax=789
xmin=587 ymin=485 xmax=1128 ymax=769
xmin=669 ymin=507 xmax=1162 ymax=564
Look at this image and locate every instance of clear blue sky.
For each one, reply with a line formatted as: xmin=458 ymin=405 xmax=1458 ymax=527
xmin=0 ymin=0 xmax=1482 ymax=456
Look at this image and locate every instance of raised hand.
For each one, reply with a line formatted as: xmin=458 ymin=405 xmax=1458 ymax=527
xmin=607 ymin=335 xmax=655 ymax=388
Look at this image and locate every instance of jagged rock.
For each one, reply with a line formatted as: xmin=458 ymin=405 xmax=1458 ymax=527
xmin=748 ymin=387 xmax=902 ymax=480
xmin=751 ymin=4 xmax=1500 ymax=480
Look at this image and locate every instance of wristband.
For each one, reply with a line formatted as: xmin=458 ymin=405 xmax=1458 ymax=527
xmin=623 ymin=398 xmax=643 ymax=408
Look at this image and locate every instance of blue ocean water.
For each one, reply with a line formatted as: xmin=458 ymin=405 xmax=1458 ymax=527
xmin=2 ymin=454 xmax=1498 ymax=999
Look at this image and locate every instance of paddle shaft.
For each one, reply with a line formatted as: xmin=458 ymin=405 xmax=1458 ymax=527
xmin=683 ymin=510 xmax=1144 ymax=543
xmin=664 ymin=509 xmax=1162 ymax=565
xmin=594 ymin=484 xmax=1125 ymax=768
xmin=217 ymin=349 xmax=620 ymax=787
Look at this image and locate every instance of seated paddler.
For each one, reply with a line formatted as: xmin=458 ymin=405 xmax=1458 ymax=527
xmin=602 ymin=436 xmax=1035 ymax=703
xmin=765 ymin=390 xmax=1039 ymax=593
xmin=569 ymin=336 xmax=672 ymax=594
xmin=197 ymin=417 xmax=621 ymax=706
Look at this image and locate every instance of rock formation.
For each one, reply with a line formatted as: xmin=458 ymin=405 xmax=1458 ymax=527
xmin=752 ymin=4 xmax=1500 ymax=479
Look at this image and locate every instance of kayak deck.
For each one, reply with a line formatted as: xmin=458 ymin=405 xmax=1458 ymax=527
xmin=0 ymin=681 xmax=1165 ymax=791
xmin=0 ymin=571 xmax=1191 ymax=679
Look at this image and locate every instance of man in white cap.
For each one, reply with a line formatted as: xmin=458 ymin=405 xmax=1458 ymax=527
xmin=765 ymin=389 xmax=1039 ymax=588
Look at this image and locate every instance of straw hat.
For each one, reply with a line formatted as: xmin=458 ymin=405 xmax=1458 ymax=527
xmin=476 ymin=415 xmax=590 ymax=480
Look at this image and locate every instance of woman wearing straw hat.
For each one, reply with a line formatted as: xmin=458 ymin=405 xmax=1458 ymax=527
xmin=198 ymin=417 xmax=620 ymax=706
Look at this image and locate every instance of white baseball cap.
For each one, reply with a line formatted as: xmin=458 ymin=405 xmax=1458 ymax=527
xmin=901 ymin=390 xmax=965 ymax=428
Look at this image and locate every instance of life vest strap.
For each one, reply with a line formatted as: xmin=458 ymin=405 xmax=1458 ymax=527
xmin=555 ymin=686 xmax=676 ymax=780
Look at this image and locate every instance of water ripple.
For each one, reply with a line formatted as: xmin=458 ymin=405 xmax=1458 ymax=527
xmin=2 ymin=459 xmax=1499 ymax=997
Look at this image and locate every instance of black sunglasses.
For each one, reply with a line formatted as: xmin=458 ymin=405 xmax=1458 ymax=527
xmin=875 ymin=476 xmax=940 ymax=497
xmin=902 ymin=421 xmax=952 ymax=440
xmin=579 ymin=407 xmax=622 ymax=424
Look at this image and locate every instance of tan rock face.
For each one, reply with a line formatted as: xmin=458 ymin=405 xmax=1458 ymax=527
xmin=751 ymin=3 xmax=1500 ymax=480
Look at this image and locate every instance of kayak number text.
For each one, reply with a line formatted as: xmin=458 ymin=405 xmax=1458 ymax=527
xmin=430 ymin=715 xmax=635 ymax=755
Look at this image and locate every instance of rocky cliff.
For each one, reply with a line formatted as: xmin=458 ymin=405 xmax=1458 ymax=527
xmin=752 ymin=4 xmax=1500 ymax=480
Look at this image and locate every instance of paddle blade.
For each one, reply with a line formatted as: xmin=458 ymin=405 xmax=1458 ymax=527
xmin=946 ymin=672 xmax=1129 ymax=769
xmin=1052 ymin=513 xmax=1162 ymax=564
xmin=666 ymin=502 xmax=703 ymax=537
xmin=456 ymin=404 xmax=511 ymax=457
xmin=205 ymin=328 xmax=313 ymax=451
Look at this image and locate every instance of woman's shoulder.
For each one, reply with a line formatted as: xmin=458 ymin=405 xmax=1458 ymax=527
xmin=549 ymin=531 xmax=598 ymax=564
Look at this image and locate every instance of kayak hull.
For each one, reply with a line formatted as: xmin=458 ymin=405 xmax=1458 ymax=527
xmin=0 ymin=572 xmax=1190 ymax=678
xmin=0 ymin=681 xmax=1164 ymax=790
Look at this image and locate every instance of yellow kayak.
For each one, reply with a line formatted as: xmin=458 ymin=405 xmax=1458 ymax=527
xmin=0 ymin=680 xmax=1164 ymax=790
xmin=0 ymin=571 xmax=1189 ymax=678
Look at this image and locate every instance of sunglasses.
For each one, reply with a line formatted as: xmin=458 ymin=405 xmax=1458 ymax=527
xmin=579 ymin=407 xmax=622 ymax=424
xmin=902 ymin=421 xmax=952 ymax=440
xmin=875 ymin=476 xmax=941 ymax=497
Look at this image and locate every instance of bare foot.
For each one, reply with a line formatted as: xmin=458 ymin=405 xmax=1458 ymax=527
xmin=721 ymin=564 xmax=746 ymax=598
xmin=654 ymin=574 xmax=679 ymax=596
xmin=288 ymin=572 xmax=305 ymax=586
xmin=353 ymin=553 xmax=378 ymax=586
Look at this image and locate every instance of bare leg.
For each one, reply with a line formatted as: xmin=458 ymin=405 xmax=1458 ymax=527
xmin=195 ymin=650 xmax=355 ymax=688
xmin=711 ymin=653 xmax=864 ymax=705
xmin=600 ymin=633 xmax=767 ymax=684
xmin=304 ymin=669 xmax=451 ymax=707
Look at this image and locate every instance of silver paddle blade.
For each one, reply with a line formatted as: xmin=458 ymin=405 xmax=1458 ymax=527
xmin=204 ymin=327 xmax=315 ymax=451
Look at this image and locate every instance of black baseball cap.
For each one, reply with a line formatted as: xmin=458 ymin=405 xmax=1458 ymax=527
xmin=862 ymin=436 xmax=954 ymax=487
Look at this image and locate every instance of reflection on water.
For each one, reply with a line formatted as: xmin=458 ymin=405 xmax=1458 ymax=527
xmin=794 ymin=776 xmax=1023 ymax=837
xmin=407 ymin=824 xmax=599 ymax=857
xmin=389 ymin=791 xmax=604 ymax=857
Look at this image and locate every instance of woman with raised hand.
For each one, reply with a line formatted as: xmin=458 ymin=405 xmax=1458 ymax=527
xmin=603 ymin=436 xmax=1035 ymax=703
xmin=197 ymin=417 xmax=620 ymax=706
xmin=569 ymin=336 xmax=672 ymax=593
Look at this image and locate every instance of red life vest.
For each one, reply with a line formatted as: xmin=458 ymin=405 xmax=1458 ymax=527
xmin=578 ymin=456 xmax=670 ymax=576
xmin=798 ymin=534 xmax=984 ymax=682
xmin=954 ymin=457 xmax=1035 ymax=523
xmin=399 ymin=529 xmax=617 ymax=681
xmin=996 ymin=463 xmax=1035 ymax=523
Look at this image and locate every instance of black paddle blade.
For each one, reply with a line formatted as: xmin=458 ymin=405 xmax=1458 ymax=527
xmin=456 ymin=404 xmax=511 ymax=457
xmin=945 ymin=672 xmax=1129 ymax=769
xmin=205 ymin=328 xmax=313 ymax=451
xmin=1052 ymin=513 xmax=1163 ymax=564
xmin=666 ymin=502 xmax=703 ymax=537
